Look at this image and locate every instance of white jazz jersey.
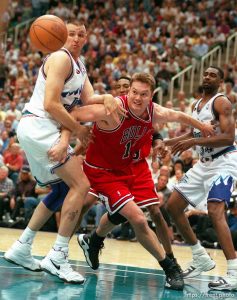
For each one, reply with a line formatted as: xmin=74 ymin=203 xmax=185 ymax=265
xmin=175 ymin=93 xmax=237 ymax=207
xmin=192 ymin=93 xmax=234 ymax=158
xmin=24 ymin=48 xmax=87 ymax=118
xmin=17 ymin=48 xmax=87 ymax=186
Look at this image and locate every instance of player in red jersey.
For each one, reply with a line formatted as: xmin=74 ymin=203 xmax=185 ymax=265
xmin=76 ymin=72 xmax=214 ymax=290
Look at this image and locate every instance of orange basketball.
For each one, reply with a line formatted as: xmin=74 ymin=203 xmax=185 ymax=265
xmin=29 ymin=15 xmax=68 ymax=53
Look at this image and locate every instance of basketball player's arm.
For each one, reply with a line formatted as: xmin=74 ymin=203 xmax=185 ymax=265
xmin=44 ymin=52 xmax=86 ymax=140
xmin=165 ymin=101 xmax=195 ymax=147
xmin=80 ymin=77 xmax=127 ymax=123
xmin=47 ymin=103 xmax=118 ymax=162
xmin=171 ymin=97 xmax=235 ymax=155
xmin=152 ymin=103 xmax=214 ymax=137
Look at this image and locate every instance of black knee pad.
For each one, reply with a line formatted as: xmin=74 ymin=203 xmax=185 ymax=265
xmin=108 ymin=212 xmax=127 ymax=225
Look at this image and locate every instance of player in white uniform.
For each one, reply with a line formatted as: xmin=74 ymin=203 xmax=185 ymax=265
xmin=4 ymin=21 xmax=123 ymax=284
xmin=166 ymin=66 xmax=237 ymax=290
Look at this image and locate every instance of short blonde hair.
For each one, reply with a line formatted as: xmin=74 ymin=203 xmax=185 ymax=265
xmin=130 ymin=73 xmax=156 ymax=93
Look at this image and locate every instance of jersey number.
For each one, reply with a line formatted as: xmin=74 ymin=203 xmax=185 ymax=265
xmin=123 ymin=141 xmax=140 ymax=160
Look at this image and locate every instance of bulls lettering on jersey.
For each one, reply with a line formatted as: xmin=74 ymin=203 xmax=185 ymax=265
xmin=86 ymin=95 xmax=154 ymax=170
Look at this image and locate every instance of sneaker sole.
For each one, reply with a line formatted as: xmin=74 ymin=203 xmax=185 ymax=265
xmin=4 ymin=255 xmax=42 ymax=272
xmin=77 ymin=235 xmax=98 ymax=270
xmin=208 ymin=284 xmax=237 ymax=291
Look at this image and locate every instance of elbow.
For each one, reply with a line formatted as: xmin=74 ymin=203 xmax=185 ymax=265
xmin=44 ymin=102 xmax=53 ymax=113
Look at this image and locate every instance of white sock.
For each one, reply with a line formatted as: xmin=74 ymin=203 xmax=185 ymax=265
xmin=18 ymin=227 xmax=37 ymax=244
xmin=190 ymin=241 xmax=205 ymax=254
xmin=53 ymin=234 xmax=70 ymax=251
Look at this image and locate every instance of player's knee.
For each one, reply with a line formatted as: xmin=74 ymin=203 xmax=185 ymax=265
xmin=129 ymin=212 xmax=147 ymax=230
xmin=167 ymin=193 xmax=184 ymax=215
xmin=71 ymin=176 xmax=90 ymax=195
xmin=207 ymin=203 xmax=224 ymax=222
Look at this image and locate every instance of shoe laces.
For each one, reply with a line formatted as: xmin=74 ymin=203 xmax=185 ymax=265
xmin=89 ymin=238 xmax=104 ymax=256
xmin=166 ymin=265 xmax=182 ymax=281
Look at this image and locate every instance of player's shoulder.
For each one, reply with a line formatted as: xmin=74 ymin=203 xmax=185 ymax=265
xmin=213 ymin=94 xmax=232 ymax=112
xmin=214 ymin=94 xmax=232 ymax=105
xmin=47 ymin=49 xmax=71 ymax=63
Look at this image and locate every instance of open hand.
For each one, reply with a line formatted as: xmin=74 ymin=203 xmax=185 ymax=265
xmin=171 ymin=139 xmax=195 ymax=156
xmin=48 ymin=142 xmax=68 ymax=163
xmin=201 ymin=122 xmax=216 ymax=137
xmin=104 ymin=95 xmax=127 ymax=124
xmin=152 ymin=140 xmax=168 ymax=161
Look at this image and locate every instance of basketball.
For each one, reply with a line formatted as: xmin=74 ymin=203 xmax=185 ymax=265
xmin=29 ymin=15 xmax=68 ymax=53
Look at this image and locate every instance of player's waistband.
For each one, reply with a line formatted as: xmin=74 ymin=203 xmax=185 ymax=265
xmin=84 ymin=160 xmax=113 ymax=171
xmin=200 ymin=145 xmax=236 ymax=163
xmin=22 ymin=110 xmax=40 ymax=118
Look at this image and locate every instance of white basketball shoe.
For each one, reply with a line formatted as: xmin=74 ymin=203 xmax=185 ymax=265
xmin=4 ymin=240 xmax=41 ymax=271
xmin=208 ymin=273 xmax=237 ymax=290
xmin=183 ymin=251 xmax=216 ymax=278
xmin=40 ymin=247 xmax=85 ymax=284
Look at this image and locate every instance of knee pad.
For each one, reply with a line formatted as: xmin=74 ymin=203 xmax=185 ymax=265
xmin=42 ymin=181 xmax=69 ymax=212
xmin=108 ymin=212 xmax=127 ymax=225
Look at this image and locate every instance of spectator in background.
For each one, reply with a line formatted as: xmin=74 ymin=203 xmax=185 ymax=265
xmin=3 ymin=142 xmax=24 ymax=185
xmin=5 ymin=99 xmax=22 ymax=121
xmin=180 ymin=149 xmax=194 ymax=173
xmin=2 ymin=118 xmax=13 ymax=135
xmin=225 ymin=81 xmax=237 ymax=106
xmin=192 ymin=37 xmax=209 ymax=60
xmin=0 ymin=55 xmax=8 ymax=89
xmin=156 ymin=174 xmax=173 ymax=241
xmin=0 ymin=130 xmax=10 ymax=155
xmin=0 ymin=165 xmax=14 ymax=222
xmin=155 ymin=62 xmax=172 ymax=96
xmin=11 ymin=165 xmax=37 ymax=222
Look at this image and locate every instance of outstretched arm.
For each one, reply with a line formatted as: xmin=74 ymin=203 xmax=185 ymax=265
xmin=153 ymin=103 xmax=214 ymax=137
xmin=81 ymin=77 xmax=127 ymax=122
xmin=164 ymin=131 xmax=193 ymax=147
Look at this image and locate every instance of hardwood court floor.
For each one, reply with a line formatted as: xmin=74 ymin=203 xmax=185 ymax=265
xmin=0 ymin=228 xmax=236 ymax=300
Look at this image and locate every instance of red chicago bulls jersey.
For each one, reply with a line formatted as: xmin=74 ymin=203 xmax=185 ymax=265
xmin=85 ymin=95 xmax=154 ymax=170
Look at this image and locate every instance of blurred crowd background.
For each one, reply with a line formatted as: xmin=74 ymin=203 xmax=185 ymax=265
xmin=0 ymin=0 xmax=236 ymax=249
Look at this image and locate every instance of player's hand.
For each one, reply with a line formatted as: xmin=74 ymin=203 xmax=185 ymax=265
xmin=200 ymin=122 xmax=215 ymax=137
xmin=152 ymin=139 xmax=168 ymax=161
xmin=104 ymin=94 xmax=127 ymax=124
xmin=171 ymin=139 xmax=195 ymax=156
xmin=48 ymin=142 xmax=68 ymax=163
xmin=164 ymin=139 xmax=176 ymax=147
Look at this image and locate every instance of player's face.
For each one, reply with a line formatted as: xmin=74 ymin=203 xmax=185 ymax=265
xmin=114 ymin=78 xmax=130 ymax=96
xmin=202 ymin=67 xmax=222 ymax=94
xmin=64 ymin=24 xmax=87 ymax=55
xmin=127 ymin=81 xmax=152 ymax=117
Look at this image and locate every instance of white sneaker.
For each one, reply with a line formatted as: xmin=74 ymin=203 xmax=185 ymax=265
xmin=4 ymin=240 xmax=41 ymax=271
xmin=40 ymin=247 xmax=84 ymax=284
xmin=208 ymin=273 xmax=237 ymax=290
xmin=183 ymin=251 xmax=216 ymax=278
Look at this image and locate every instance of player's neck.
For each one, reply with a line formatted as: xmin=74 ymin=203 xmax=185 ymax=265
xmin=202 ymin=89 xmax=218 ymax=102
